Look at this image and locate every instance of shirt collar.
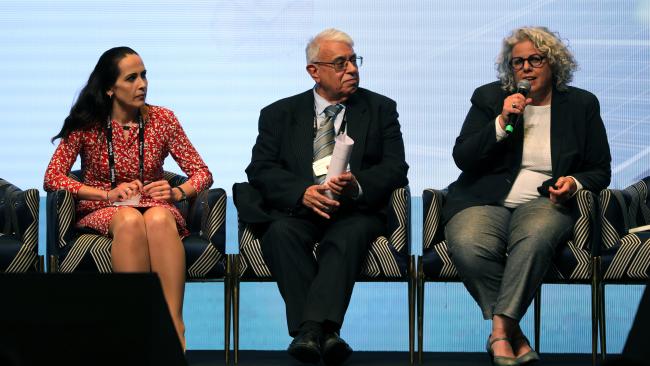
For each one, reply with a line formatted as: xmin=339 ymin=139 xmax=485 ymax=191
xmin=312 ymin=85 xmax=345 ymax=116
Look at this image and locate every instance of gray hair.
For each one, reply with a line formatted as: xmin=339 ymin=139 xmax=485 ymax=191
xmin=496 ymin=26 xmax=578 ymax=92
xmin=305 ymin=28 xmax=354 ymax=63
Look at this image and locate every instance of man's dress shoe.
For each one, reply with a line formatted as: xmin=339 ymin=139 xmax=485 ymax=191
xmin=287 ymin=329 xmax=321 ymax=364
xmin=321 ymin=332 xmax=352 ymax=366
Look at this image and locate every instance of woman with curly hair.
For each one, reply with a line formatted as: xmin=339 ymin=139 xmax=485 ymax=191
xmin=443 ymin=27 xmax=611 ymax=365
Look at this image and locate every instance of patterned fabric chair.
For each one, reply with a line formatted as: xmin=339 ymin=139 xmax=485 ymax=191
xmin=419 ymin=188 xmax=601 ymax=365
xmin=0 ymin=178 xmax=41 ymax=273
xmin=232 ymin=186 xmax=414 ymax=365
xmin=598 ymin=176 xmax=650 ymax=360
xmin=45 ymin=170 xmax=231 ymax=361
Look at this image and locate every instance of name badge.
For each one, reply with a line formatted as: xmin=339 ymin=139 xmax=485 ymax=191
xmin=312 ymin=155 xmax=331 ymax=177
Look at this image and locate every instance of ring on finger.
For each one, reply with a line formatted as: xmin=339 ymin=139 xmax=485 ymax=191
xmin=511 ymin=102 xmax=517 ymax=109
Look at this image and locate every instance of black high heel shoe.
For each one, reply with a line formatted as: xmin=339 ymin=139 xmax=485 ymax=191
xmin=486 ymin=335 xmax=518 ymax=366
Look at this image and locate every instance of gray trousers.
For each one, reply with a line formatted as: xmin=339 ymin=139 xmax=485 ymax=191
xmin=446 ymin=197 xmax=573 ymax=321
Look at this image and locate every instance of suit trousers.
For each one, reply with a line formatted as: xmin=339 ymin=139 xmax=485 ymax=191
xmin=445 ymin=197 xmax=573 ymax=321
xmin=261 ymin=210 xmax=385 ymax=336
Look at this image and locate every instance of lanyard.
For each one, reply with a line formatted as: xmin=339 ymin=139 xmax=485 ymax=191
xmin=105 ymin=115 xmax=145 ymax=189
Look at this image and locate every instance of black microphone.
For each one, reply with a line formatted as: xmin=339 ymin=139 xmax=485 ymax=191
xmin=505 ymin=80 xmax=531 ymax=134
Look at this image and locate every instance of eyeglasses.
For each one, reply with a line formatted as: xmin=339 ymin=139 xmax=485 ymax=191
xmin=313 ymin=55 xmax=363 ymax=72
xmin=509 ymin=54 xmax=546 ymax=71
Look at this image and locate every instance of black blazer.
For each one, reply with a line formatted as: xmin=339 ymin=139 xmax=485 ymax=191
xmin=443 ymin=81 xmax=611 ymax=223
xmin=235 ymin=88 xmax=409 ymax=223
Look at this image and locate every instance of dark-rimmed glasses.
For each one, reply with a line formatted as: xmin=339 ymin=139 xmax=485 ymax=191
xmin=509 ymin=54 xmax=546 ymax=71
xmin=313 ymin=55 xmax=363 ymax=72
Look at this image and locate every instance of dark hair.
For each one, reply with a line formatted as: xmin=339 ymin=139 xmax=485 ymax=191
xmin=51 ymin=46 xmax=138 ymax=142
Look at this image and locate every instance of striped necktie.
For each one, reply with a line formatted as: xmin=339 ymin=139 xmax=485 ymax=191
xmin=313 ymin=104 xmax=343 ymax=163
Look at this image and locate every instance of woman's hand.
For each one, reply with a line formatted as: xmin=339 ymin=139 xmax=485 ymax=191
xmin=143 ymin=180 xmax=173 ymax=202
xmin=549 ymin=176 xmax=577 ymax=204
xmin=107 ymin=179 xmax=143 ymax=203
xmin=499 ymin=94 xmax=533 ymax=130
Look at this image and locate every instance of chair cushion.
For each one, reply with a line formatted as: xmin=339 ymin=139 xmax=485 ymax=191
xmin=601 ymin=231 xmax=650 ymax=281
xmin=237 ymin=187 xmax=411 ymax=280
xmin=48 ymin=171 xmax=227 ymax=279
xmin=600 ymin=178 xmax=650 ymax=281
xmin=422 ymin=188 xmax=597 ymax=283
xmin=56 ymin=231 xmax=226 ymax=278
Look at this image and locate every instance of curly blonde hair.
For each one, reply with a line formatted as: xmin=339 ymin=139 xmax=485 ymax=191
xmin=496 ymin=26 xmax=578 ymax=92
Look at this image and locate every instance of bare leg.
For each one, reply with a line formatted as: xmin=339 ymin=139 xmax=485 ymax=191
xmin=143 ymin=207 xmax=186 ymax=351
xmin=109 ymin=207 xmax=150 ymax=272
xmin=490 ymin=314 xmax=516 ymax=358
xmin=511 ymin=323 xmax=533 ymax=357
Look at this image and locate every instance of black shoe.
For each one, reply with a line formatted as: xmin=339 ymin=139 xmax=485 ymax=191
xmin=321 ymin=332 xmax=352 ymax=366
xmin=287 ymin=329 xmax=321 ymax=364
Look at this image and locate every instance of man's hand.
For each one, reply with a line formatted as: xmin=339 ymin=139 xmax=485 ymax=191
xmin=302 ymin=184 xmax=340 ymax=219
xmin=326 ymin=171 xmax=359 ymax=198
xmin=549 ymin=176 xmax=577 ymax=204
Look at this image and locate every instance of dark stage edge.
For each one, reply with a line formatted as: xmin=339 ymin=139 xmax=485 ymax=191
xmin=186 ymin=350 xmax=606 ymax=366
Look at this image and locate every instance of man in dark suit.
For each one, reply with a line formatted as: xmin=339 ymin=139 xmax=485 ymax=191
xmin=234 ymin=28 xmax=408 ymax=365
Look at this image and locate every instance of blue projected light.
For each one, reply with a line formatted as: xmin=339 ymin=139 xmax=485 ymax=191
xmin=2 ymin=0 xmax=648 ymax=353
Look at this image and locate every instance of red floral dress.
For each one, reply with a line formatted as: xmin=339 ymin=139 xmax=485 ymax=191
xmin=44 ymin=105 xmax=213 ymax=237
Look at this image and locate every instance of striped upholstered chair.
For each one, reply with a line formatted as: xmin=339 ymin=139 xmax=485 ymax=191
xmin=231 ymin=185 xmax=414 ymax=364
xmin=0 ymin=178 xmax=42 ymax=273
xmin=598 ymin=176 xmax=650 ymax=360
xmin=419 ymin=188 xmax=601 ymax=365
xmin=45 ymin=170 xmax=231 ymax=361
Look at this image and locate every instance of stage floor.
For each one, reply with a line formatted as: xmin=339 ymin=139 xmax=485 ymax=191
xmin=186 ymin=350 xmax=602 ymax=366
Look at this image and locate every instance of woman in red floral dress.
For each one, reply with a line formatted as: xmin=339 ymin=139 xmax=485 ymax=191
xmin=44 ymin=47 xmax=212 ymax=350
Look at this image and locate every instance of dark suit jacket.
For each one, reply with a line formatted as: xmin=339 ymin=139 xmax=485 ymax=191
xmin=443 ymin=81 xmax=611 ymax=223
xmin=235 ymin=88 xmax=409 ymax=224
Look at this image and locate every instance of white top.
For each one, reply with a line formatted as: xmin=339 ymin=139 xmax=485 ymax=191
xmin=494 ymin=105 xmax=583 ymax=207
xmin=502 ymin=105 xmax=553 ymax=207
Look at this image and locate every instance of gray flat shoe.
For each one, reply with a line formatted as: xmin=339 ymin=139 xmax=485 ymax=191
xmin=486 ymin=335 xmax=518 ymax=366
xmin=514 ymin=335 xmax=540 ymax=364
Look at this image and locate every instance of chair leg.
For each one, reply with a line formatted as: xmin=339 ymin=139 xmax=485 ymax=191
xmin=38 ymin=255 xmax=45 ymax=273
xmin=408 ymin=255 xmax=415 ymax=365
xmin=599 ymin=280 xmax=607 ymax=360
xmin=591 ymin=256 xmax=599 ymax=366
xmin=417 ymin=256 xmax=424 ymax=364
xmin=534 ymin=286 xmax=541 ymax=354
xmin=233 ymin=254 xmax=240 ymax=365
xmin=224 ymin=255 xmax=232 ymax=365
xmin=48 ymin=255 xmax=58 ymax=273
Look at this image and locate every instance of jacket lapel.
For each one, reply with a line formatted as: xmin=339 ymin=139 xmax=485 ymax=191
xmin=550 ymin=88 xmax=569 ymax=176
xmin=290 ymin=90 xmax=316 ymax=179
xmin=345 ymin=92 xmax=369 ymax=171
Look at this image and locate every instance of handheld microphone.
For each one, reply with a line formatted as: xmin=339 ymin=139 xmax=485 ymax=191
xmin=505 ymin=79 xmax=531 ymax=134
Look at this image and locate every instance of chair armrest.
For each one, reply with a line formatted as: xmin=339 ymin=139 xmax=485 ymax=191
xmin=422 ymin=188 xmax=447 ymax=253
xmin=9 ymin=188 xmax=39 ymax=243
xmin=569 ymin=189 xmax=599 ymax=256
xmin=0 ymin=179 xmax=39 ymax=240
xmin=599 ymin=177 xmax=650 ymax=250
xmin=46 ymin=190 xmax=76 ymax=260
xmin=0 ymin=179 xmax=39 ymax=272
xmin=187 ymin=188 xmax=227 ymax=255
xmin=387 ymin=186 xmax=411 ymax=255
